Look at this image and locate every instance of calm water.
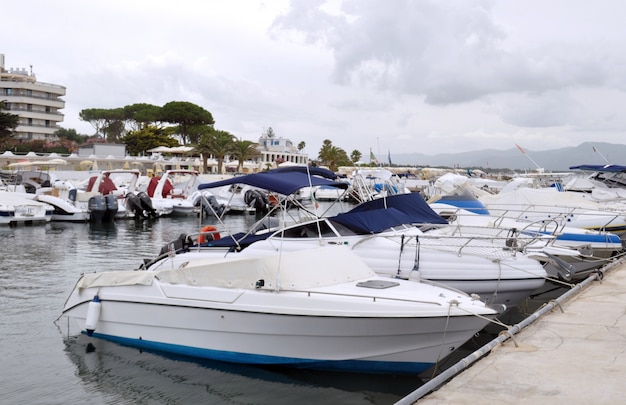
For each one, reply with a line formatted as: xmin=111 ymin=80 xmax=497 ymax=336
xmin=0 ymin=214 xmax=429 ymax=405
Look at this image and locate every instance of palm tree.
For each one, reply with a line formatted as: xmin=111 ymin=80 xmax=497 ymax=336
xmin=350 ymin=150 xmax=362 ymax=165
xmin=231 ymin=139 xmax=261 ymax=173
xmin=318 ymin=139 xmax=349 ymax=172
xmin=194 ymin=128 xmax=236 ymax=174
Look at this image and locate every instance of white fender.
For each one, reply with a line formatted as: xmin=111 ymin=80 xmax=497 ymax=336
xmin=85 ymin=295 xmax=101 ymax=336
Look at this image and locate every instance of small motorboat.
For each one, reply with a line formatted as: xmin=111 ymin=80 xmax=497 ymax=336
xmin=61 ymin=247 xmax=501 ymax=374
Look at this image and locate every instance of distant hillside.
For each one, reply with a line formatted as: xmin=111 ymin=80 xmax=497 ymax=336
xmin=389 ymin=142 xmax=626 ymax=171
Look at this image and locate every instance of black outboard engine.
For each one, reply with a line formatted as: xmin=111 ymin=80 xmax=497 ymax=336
xmin=137 ymin=191 xmax=158 ymax=218
xmin=88 ymin=195 xmax=107 ymax=223
xmin=125 ymin=192 xmax=145 ymax=218
xmin=244 ymin=189 xmax=270 ymax=214
xmin=103 ymin=194 xmax=119 ymax=222
xmin=200 ymin=194 xmax=226 ymax=217
xmin=158 ymin=233 xmax=191 ymax=257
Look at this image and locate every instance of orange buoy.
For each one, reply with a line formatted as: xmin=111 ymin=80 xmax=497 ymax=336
xmin=197 ymin=225 xmax=220 ymax=244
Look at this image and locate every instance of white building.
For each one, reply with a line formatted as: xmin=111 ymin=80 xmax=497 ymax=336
xmin=254 ymin=135 xmax=308 ymax=168
xmin=0 ymin=54 xmax=66 ymax=141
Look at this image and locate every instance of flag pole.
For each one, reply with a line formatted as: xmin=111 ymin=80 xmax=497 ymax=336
xmin=592 ymin=146 xmax=610 ymax=164
xmin=515 ymin=144 xmax=543 ymax=172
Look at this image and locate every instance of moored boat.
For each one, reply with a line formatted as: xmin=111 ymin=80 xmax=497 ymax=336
xmin=61 ymin=247 xmax=500 ymax=374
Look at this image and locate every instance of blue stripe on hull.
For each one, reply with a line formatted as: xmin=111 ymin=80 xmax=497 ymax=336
xmin=541 ymin=232 xmax=623 ymax=244
xmin=85 ymin=332 xmax=431 ymax=375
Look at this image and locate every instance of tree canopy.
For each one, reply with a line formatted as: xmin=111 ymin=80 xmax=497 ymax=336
xmin=231 ymin=139 xmax=261 ymax=172
xmin=121 ymin=125 xmax=180 ymax=156
xmin=318 ymin=139 xmax=350 ymax=172
xmin=160 ymin=101 xmax=215 ymax=144
xmin=194 ymin=128 xmax=236 ymax=174
xmin=79 ymin=101 xmax=215 ymax=144
xmin=0 ymin=101 xmax=19 ymax=139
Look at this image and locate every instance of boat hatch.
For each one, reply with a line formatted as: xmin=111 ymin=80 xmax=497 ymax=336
xmin=356 ymin=280 xmax=400 ymax=289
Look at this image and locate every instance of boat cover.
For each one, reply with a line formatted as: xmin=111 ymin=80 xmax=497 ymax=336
xmin=198 ymin=168 xmax=347 ymax=196
xmin=346 ymin=193 xmax=447 ymax=225
xmin=201 ymin=231 xmax=273 ymax=250
xmin=157 ymin=247 xmax=376 ymax=290
xmin=331 ymin=207 xmax=420 ymax=234
xmin=569 ymin=164 xmax=626 ymax=172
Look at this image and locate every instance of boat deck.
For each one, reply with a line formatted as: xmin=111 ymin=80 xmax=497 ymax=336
xmin=400 ymin=259 xmax=626 ymax=404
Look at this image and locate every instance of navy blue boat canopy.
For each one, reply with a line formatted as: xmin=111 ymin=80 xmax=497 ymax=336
xmin=331 ymin=207 xmax=420 ymax=234
xmin=268 ymin=166 xmax=338 ymax=179
xmin=198 ymin=168 xmax=347 ymax=196
xmin=347 ymin=193 xmax=447 ymax=225
xmin=569 ymin=164 xmax=626 ymax=172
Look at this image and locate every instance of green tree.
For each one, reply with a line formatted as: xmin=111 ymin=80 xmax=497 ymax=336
xmin=79 ymin=108 xmax=107 ymax=137
xmin=121 ymin=125 xmax=179 ymax=156
xmin=318 ymin=139 xmax=350 ymax=172
xmin=79 ymin=107 xmax=125 ymax=141
xmin=297 ymin=141 xmax=306 ymax=152
xmin=194 ymin=128 xmax=236 ymax=174
xmin=0 ymin=101 xmax=19 ymax=139
xmin=123 ymin=103 xmax=162 ymax=131
xmin=231 ymin=138 xmax=261 ymax=173
xmin=350 ymin=149 xmax=362 ymax=164
xmin=161 ymin=101 xmax=215 ymax=145
xmin=54 ymin=128 xmax=88 ymax=144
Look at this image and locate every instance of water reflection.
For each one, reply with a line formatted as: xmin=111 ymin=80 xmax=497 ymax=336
xmin=64 ymin=334 xmax=421 ymax=404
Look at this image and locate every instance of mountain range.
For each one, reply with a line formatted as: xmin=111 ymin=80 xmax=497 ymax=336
xmin=388 ymin=141 xmax=625 ymax=171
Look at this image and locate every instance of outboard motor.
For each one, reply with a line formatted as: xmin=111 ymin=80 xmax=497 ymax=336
xmin=88 ymin=195 xmax=107 ymax=223
xmin=137 ymin=191 xmax=158 ymax=218
xmin=158 ymin=233 xmax=191 ymax=257
xmin=200 ymin=194 xmax=226 ymax=217
xmin=245 ymin=189 xmax=270 ymax=214
xmin=125 ymin=192 xmax=145 ymax=218
xmin=103 ymin=194 xmax=119 ymax=222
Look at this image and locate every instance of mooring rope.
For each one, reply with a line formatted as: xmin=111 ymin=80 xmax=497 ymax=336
xmin=430 ymin=299 xmax=459 ymax=377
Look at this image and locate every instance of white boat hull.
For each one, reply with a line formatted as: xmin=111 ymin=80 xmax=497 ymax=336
xmin=62 ymin=248 xmax=497 ymax=374
xmin=0 ymin=191 xmax=53 ymax=225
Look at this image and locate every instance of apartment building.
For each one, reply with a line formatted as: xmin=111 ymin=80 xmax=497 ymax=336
xmin=0 ymin=53 xmax=66 ymax=141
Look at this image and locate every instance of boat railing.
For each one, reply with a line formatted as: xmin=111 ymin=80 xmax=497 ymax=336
xmin=480 ymin=203 xmax=624 ymax=233
xmin=353 ymin=227 xmax=554 ymax=261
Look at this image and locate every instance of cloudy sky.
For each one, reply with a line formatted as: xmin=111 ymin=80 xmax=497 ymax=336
xmin=4 ymin=0 xmax=626 ymax=159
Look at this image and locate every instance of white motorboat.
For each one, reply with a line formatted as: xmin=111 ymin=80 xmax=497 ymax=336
xmin=195 ymin=183 xmax=263 ymax=215
xmin=0 ymin=190 xmax=53 ymax=225
xmin=150 ymin=172 xmax=547 ymax=307
xmin=142 ymin=170 xmax=203 ymax=216
xmin=85 ymin=170 xmax=166 ymax=219
xmin=429 ymin=200 xmax=620 ymax=281
xmin=61 ymin=247 xmax=500 ymax=374
xmin=481 ymin=178 xmax=626 ymax=236
xmin=348 ymin=169 xmax=410 ymax=203
xmin=1 ymin=162 xmax=91 ymax=222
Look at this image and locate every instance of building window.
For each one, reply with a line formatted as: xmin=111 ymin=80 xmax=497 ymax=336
xmin=5 ymin=88 xmax=12 ymax=95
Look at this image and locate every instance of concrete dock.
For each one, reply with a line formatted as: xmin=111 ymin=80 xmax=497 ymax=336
xmin=401 ymin=260 xmax=626 ymax=404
